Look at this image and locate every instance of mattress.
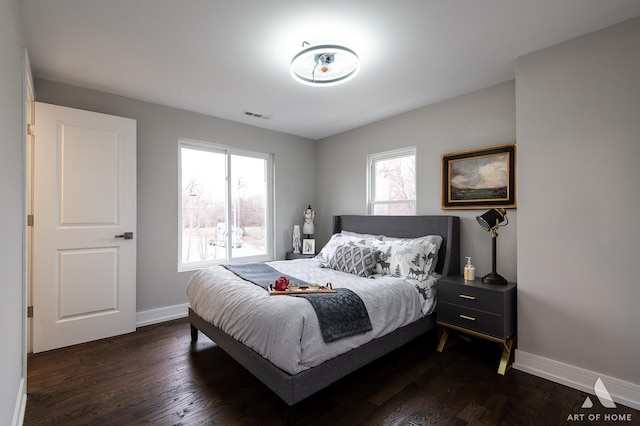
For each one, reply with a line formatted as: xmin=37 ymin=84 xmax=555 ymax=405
xmin=187 ymin=258 xmax=438 ymax=375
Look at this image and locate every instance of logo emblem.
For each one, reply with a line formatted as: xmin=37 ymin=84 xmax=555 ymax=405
xmin=582 ymin=377 xmax=616 ymax=409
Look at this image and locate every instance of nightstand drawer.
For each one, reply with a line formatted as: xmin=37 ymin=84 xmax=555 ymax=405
xmin=438 ymin=302 xmax=505 ymax=338
xmin=438 ymin=283 xmax=503 ymax=313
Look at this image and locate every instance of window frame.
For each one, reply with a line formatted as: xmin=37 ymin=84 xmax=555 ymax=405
xmin=367 ymin=147 xmax=417 ymax=215
xmin=178 ymin=138 xmax=274 ymax=271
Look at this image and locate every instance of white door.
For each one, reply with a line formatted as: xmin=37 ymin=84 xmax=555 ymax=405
xmin=33 ymin=102 xmax=137 ymax=353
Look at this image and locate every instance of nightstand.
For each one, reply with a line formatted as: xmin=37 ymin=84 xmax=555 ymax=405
xmin=436 ymin=275 xmax=516 ymax=375
xmin=285 ymin=252 xmax=315 ymax=260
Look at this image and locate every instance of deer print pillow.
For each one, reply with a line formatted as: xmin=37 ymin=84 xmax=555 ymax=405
xmin=370 ymin=239 xmax=437 ymax=280
xmin=382 ymin=235 xmax=442 ymax=274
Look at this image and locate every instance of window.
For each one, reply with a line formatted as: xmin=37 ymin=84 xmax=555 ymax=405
xmin=178 ymin=139 xmax=273 ymax=270
xmin=367 ymin=147 xmax=416 ymax=215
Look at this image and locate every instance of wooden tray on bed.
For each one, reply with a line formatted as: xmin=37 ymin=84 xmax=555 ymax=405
xmin=268 ymin=286 xmax=336 ymax=296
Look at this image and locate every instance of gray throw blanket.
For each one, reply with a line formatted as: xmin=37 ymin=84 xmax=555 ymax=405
xmin=295 ymin=288 xmax=373 ymax=343
xmin=222 ymin=262 xmax=373 ymax=342
xmin=222 ymin=263 xmax=309 ymax=289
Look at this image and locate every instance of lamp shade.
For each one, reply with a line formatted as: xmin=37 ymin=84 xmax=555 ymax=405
xmin=476 ymin=208 xmax=507 ymax=232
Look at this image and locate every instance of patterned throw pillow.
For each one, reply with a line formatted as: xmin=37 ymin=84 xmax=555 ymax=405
xmin=370 ymin=239 xmax=436 ymax=280
xmin=382 ymin=235 xmax=442 ymax=274
xmin=316 ymin=233 xmax=381 ymax=265
xmin=327 ymin=244 xmax=380 ymax=277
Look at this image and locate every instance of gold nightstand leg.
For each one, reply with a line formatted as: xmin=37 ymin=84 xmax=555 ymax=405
xmin=497 ymin=337 xmax=514 ymax=375
xmin=436 ymin=328 xmax=449 ymax=352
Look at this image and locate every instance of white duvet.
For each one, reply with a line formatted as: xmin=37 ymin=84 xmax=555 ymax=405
xmin=187 ymin=258 xmax=437 ymax=375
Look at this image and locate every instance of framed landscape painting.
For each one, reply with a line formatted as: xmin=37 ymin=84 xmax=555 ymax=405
xmin=441 ymin=144 xmax=516 ymax=209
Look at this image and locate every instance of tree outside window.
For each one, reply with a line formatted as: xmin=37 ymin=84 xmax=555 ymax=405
xmin=368 ymin=148 xmax=416 ymax=215
xmin=179 ymin=140 xmax=273 ymax=271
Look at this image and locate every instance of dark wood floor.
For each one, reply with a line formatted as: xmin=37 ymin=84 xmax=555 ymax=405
xmin=25 ymin=318 xmax=639 ymax=426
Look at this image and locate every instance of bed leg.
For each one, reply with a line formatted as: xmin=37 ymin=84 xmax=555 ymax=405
xmin=285 ymin=403 xmax=297 ymax=426
xmin=190 ymin=324 xmax=199 ymax=342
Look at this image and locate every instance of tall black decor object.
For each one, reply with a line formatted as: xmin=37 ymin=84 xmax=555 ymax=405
xmin=476 ymin=208 xmax=508 ymax=285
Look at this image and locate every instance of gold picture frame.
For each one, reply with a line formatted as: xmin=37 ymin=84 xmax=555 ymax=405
xmin=441 ymin=144 xmax=516 ymax=210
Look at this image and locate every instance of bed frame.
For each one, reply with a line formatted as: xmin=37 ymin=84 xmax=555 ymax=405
xmin=189 ymin=215 xmax=460 ymax=421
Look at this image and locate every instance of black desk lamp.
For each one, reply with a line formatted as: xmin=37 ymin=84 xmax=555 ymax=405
xmin=476 ymin=208 xmax=508 ymax=285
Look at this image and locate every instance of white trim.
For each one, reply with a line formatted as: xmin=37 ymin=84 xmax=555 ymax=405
xmin=136 ymin=303 xmax=189 ymax=328
xmin=514 ymin=349 xmax=640 ymax=411
xmin=17 ymin=49 xmax=33 ymax=426
xmin=11 ymin=377 xmax=26 ymax=426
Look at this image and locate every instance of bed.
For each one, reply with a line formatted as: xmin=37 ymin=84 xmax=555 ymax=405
xmin=188 ymin=214 xmax=460 ymax=420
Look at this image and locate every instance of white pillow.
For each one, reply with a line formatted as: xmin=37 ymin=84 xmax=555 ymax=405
xmin=370 ymin=239 xmax=437 ymax=280
xmin=340 ymin=230 xmax=385 ymax=240
xmin=381 ymin=235 xmax=443 ymax=274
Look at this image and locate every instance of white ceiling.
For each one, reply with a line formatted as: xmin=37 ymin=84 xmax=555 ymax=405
xmin=19 ymin=0 xmax=640 ymax=140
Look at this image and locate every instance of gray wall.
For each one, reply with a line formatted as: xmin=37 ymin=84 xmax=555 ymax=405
xmin=0 ymin=0 xmax=26 ymax=423
xmin=316 ymin=81 xmax=517 ymax=281
xmin=516 ymin=17 xmax=640 ymax=385
xmin=34 ymin=80 xmax=316 ymax=312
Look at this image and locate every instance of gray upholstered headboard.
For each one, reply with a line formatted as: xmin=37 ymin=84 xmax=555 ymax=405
xmin=332 ymin=215 xmax=460 ymax=277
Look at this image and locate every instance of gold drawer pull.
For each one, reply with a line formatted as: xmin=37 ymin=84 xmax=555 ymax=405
xmin=459 ymin=294 xmax=476 ymax=300
xmin=459 ymin=314 xmax=476 ymax=321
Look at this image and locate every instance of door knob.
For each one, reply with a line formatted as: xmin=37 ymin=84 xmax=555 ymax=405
xmin=115 ymin=232 xmax=134 ymax=240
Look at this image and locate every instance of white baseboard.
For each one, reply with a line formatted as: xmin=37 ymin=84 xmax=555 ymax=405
xmin=136 ymin=303 xmax=189 ymax=328
xmin=514 ymin=349 xmax=640 ymax=411
xmin=12 ymin=377 xmax=26 ymax=426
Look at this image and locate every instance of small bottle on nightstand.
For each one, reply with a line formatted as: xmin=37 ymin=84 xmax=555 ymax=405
xmin=463 ymin=257 xmax=475 ymax=281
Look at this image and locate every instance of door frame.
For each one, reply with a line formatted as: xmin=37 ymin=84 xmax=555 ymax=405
xmin=17 ymin=48 xmax=34 ymax=425
xmin=25 ymin=52 xmax=34 ymax=355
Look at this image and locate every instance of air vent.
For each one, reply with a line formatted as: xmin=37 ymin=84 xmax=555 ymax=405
xmin=242 ymin=110 xmax=273 ymax=120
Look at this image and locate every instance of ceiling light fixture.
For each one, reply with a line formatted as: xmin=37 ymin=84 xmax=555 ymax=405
xmin=290 ymin=42 xmax=359 ymax=86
